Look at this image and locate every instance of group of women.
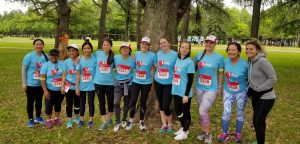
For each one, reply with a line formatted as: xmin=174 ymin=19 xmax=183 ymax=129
xmin=22 ymin=35 xmax=277 ymax=144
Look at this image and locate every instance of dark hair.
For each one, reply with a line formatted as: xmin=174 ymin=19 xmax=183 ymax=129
xmin=178 ymin=39 xmax=191 ymax=59
xmin=119 ymin=46 xmax=132 ymax=55
xmin=102 ymin=38 xmax=114 ymax=65
xmin=82 ymin=41 xmax=93 ymax=53
xmin=246 ymin=38 xmax=265 ymax=53
xmin=33 ymin=38 xmax=48 ymax=61
xmin=68 ymin=47 xmax=79 ymax=57
xmin=226 ymin=42 xmax=242 ymax=53
xmin=159 ymin=37 xmax=170 ymax=43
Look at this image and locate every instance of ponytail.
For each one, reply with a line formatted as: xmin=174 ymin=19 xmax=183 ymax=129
xmin=107 ymin=50 xmax=115 ymax=65
xmin=42 ymin=51 xmax=48 ymax=61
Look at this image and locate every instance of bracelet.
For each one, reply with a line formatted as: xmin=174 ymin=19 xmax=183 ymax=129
xmin=219 ymin=86 xmax=223 ymax=88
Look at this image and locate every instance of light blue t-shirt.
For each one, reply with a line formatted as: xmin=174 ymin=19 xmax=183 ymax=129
xmin=223 ymin=58 xmax=249 ymax=94
xmin=40 ymin=60 xmax=65 ymax=91
xmin=114 ymin=54 xmax=135 ymax=81
xmin=154 ymin=50 xmax=177 ymax=85
xmin=133 ymin=51 xmax=157 ymax=84
xmin=63 ymin=58 xmax=77 ymax=90
xmin=76 ymin=56 xmax=97 ymax=91
xmin=194 ymin=52 xmax=224 ymax=91
xmin=22 ymin=51 xmax=48 ymax=87
xmin=93 ymin=51 xmax=114 ymax=85
xmin=171 ymin=58 xmax=195 ymax=97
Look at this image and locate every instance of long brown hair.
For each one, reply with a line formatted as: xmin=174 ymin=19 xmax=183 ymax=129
xmin=102 ymin=38 xmax=114 ymax=65
xmin=246 ymin=38 xmax=265 ymax=54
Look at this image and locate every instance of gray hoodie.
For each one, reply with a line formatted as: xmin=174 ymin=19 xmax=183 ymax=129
xmin=248 ymin=53 xmax=277 ymax=99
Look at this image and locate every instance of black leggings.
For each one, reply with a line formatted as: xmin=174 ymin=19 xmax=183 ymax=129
xmin=154 ymin=80 xmax=173 ymax=116
xmin=252 ymin=98 xmax=275 ymax=144
xmin=80 ymin=91 xmax=95 ymax=117
xmin=129 ymin=82 xmax=151 ymax=120
xmin=26 ymin=86 xmax=43 ymax=119
xmin=45 ymin=89 xmax=64 ymax=115
xmin=174 ymin=95 xmax=192 ymax=131
xmin=65 ymin=90 xmax=80 ymax=117
xmin=95 ymin=84 xmax=114 ymax=115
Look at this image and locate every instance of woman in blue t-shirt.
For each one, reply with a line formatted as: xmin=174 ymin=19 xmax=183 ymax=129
xmin=93 ymin=38 xmax=115 ymax=130
xmin=217 ymin=42 xmax=249 ymax=143
xmin=154 ymin=37 xmax=177 ymax=133
xmin=22 ymin=39 xmax=48 ymax=127
xmin=40 ymin=49 xmax=64 ymax=129
xmin=194 ymin=35 xmax=224 ymax=143
xmin=75 ymin=41 xmax=97 ymax=128
xmin=61 ymin=44 xmax=80 ymax=128
xmin=113 ymin=42 xmax=135 ymax=132
xmin=126 ymin=37 xmax=157 ymax=131
xmin=172 ymin=40 xmax=195 ymax=141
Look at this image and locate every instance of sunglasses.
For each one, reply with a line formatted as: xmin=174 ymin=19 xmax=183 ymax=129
xmin=205 ymin=40 xmax=216 ymax=44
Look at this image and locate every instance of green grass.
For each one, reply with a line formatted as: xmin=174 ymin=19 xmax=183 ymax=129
xmin=0 ymin=37 xmax=300 ymax=143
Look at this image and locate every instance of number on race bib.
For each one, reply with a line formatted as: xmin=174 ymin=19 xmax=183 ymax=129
xmin=172 ymin=74 xmax=181 ymax=85
xmin=199 ymin=74 xmax=212 ymax=86
xmin=157 ymin=68 xmax=169 ymax=79
xmin=52 ymin=78 xmax=62 ymax=87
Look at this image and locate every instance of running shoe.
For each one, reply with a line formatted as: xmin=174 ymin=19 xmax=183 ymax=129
xmin=174 ymin=131 xmax=188 ymax=141
xmin=27 ymin=119 xmax=34 ymax=128
xmin=67 ymin=119 xmax=73 ymax=128
xmin=114 ymin=123 xmax=120 ymax=132
xmin=139 ymin=121 xmax=146 ymax=130
xmin=125 ymin=121 xmax=134 ymax=130
xmin=35 ymin=116 xmax=45 ymax=124
xmin=87 ymin=121 xmax=94 ymax=128
xmin=217 ymin=133 xmax=229 ymax=142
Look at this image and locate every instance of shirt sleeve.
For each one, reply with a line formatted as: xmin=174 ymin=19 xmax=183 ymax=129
xmin=40 ymin=63 xmax=47 ymax=75
xmin=218 ymin=56 xmax=225 ymax=69
xmin=22 ymin=53 xmax=30 ymax=65
xmin=256 ymin=60 xmax=277 ymax=91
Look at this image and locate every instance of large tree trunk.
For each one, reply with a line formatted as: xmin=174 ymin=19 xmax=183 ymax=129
xmin=55 ymin=0 xmax=71 ymax=49
xmin=136 ymin=1 xmax=143 ymax=50
xmin=181 ymin=5 xmax=190 ymax=39
xmin=125 ymin=0 xmax=131 ymax=41
xmin=141 ymin=0 xmax=190 ymax=127
xmin=250 ymin=0 xmax=262 ymax=38
xmin=97 ymin=0 xmax=109 ymax=49
xmin=297 ymin=32 xmax=300 ymax=47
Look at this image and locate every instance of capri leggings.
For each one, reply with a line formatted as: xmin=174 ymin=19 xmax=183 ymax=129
xmin=154 ymin=80 xmax=173 ymax=116
xmin=195 ymin=89 xmax=217 ymax=126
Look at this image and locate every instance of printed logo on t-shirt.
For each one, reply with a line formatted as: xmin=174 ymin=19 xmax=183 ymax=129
xmin=98 ymin=61 xmax=111 ymax=73
xmin=36 ymin=62 xmax=42 ymax=68
xmin=159 ymin=60 xmax=164 ymax=66
xmin=68 ymin=69 xmax=76 ymax=75
xmin=137 ymin=61 xmax=143 ymax=67
xmin=82 ymin=67 xmax=92 ymax=82
xmin=51 ymin=70 xmax=58 ymax=76
xmin=157 ymin=68 xmax=169 ymax=79
xmin=199 ymin=74 xmax=212 ymax=86
xmin=136 ymin=70 xmax=146 ymax=80
xmin=225 ymin=72 xmax=232 ymax=78
xmin=198 ymin=61 xmax=212 ymax=68
xmin=172 ymin=74 xmax=181 ymax=85
xmin=52 ymin=78 xmax=62 ymax=87
xmin=117 ymin=64 xmax=131 ymax=75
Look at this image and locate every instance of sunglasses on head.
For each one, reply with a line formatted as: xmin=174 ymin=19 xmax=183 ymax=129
xmin=205 ymin=40 xmax=216 ymax=44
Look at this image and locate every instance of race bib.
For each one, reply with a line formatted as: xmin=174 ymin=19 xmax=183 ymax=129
xmin=227 ymin=81 xmax=240 ymax=92
xmin=172 ymin=74 xmax=181 ymax=85
xmin=99 ymin=61 xmax=111 ymax=73
xmin=199 ymin=74 xmax=212 ymax=86
xmin=52 ymin=78 xmax=62 ymax=87
xmin=82 ymin=73 xmax=92 ymax=82
xmin=136 ymin=70 xmax=146 ymax=80
xmin=117 ymin=64 xmax=131 ymax=75
xmin=33 ymin=70 xmax=40 ymax=79
xmin=64 ymin=82 xmax=71 ymax=93
xmin=157 ymin=68 xmax=169 ymax=79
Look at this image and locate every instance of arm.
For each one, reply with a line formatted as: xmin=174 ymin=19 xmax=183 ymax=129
xmin=22 ymin=64 xmax=28 ymax=92
xmin=218 ymin=69 xmax=224 ymax=96
xmin=183 ymin=73 xmax=194 ymax=103
xmin=61 ymin=71 xmax=67 ymax=94
xmin=40 ymin=74 xmax=50 ymax=99
xmin=256 ymin=61 xmax=277 ymax=91
xmin=75 ymin=71 xmax=80 ymax=96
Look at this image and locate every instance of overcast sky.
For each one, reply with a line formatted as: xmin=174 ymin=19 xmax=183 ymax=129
xmin=0 ymin=0 xmax=241 ymax=15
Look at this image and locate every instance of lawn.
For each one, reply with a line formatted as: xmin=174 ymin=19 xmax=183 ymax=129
xmin=0 ymin=37 xmax=299 ymax=143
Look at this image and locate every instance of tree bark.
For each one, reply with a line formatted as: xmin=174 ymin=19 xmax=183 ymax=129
xmin=181 ymin=5 xmax=190 ymax=39
xmin=55 ymin=0 xmax=71 ymax=49
xmin=136 ymin=1 xmax=143 ymax=50
xmin=125 ymin=0 xmax=131 ymax=41
xmin=141 ymin=0 xmax=191 ymax=127
xmin=250 ymin=0 xmax=262 ymax=38
xmin=98 ymin=0 xmax=109 ymax=49
xmin=297 ymin=32 xmax=300 ymax=47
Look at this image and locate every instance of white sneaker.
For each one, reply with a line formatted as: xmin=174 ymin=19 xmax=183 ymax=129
xmin=113 ymin=123 xmax=120 ymax=132
xmin=174 ymin=131 xmax=188 ymax=141
xmin=174 ymin=127 xmax=183 ymax=136
xmin=121 ymin=121 xmax=127 ymax=128
xmin=125 ymin=121 xmax=134 ymax=130
xmin=196 ymin=131 xmax=205 ymax=141
xmin=204 ymin=133 xmax=212 ymax=144
xmin=139 ymin=121 xmax=146 ymax=130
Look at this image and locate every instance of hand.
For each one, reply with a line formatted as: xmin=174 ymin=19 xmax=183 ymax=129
xmin=61 ymin=87 xmax=65 ymax=94
xmin=44 ymin=90 xmax=50 ymax=100
xmin=182 ymin=96 xmax=189 ymax=104
xmin=76 ymin=89 xmax=80 ymax=96
xmin=22 ymin=85 xmax=27 ymax=92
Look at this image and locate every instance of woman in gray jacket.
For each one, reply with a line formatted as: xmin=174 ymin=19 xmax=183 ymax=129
xmin=245 ymin=39 xmax=277 ymax=144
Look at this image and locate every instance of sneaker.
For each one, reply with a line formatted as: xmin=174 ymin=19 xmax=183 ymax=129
xmin=87 ymin=121 xmax=94 ymax=128
xmin=113 ymin=123 xmax=120 ymax=132
xmin=166 ymin=126 xmax=174 ymax=133
xmin=174 ymin=131 xmax=188 ymax=141
xmin=54 ymin=118 xmax=62 ymax=125
xmin=46 ymin=120 xmax=54 ymax=129
xmin=196 ymin=131 xmax=205 ymax=141
xmin=107 ymin=118 xmax=112 ymax=126
xmin=35 ymin=117 xmax=45 ymax=124
xmin=159 ymin=126 xmax=166 ymax=133
xmin=217 ymin=133 xmax=229 ymax=142
xmin=99 ymin=119 xmax=112 ymax=131
xmin=235 ymin=133 xmax=242 ymax=143
xmin=126 ymin=121 xmax=134 ymax=130
xmin=174 ymin=127 xmax=183 ymax=136
xmin=27 ymin=119 xmax=34 ymax=128
xmin=67 ymin=119 xmax=73 ymax=128
xmin=139 ymin=121 xmax=146 ymax=130
xmin=204 ymin=133 xmax=212 ymax=144
xmin=121 ymin=121 xmax=127 ymax=128
xmin=74 ymin=116 xmax=80 ymax=125
xmin=78 ymin=121 xmax=84 ymax=127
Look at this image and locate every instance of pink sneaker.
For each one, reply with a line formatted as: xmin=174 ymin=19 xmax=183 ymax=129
xmin=54 ymin=118 xmax=62 ymax=125
xmin=46 ymin=120 xmax=54 ymax=129
xmin=235 ymin=133 xmax=242 ymax=142
xmin=217 ymin=133 xmax=229 ymax=142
